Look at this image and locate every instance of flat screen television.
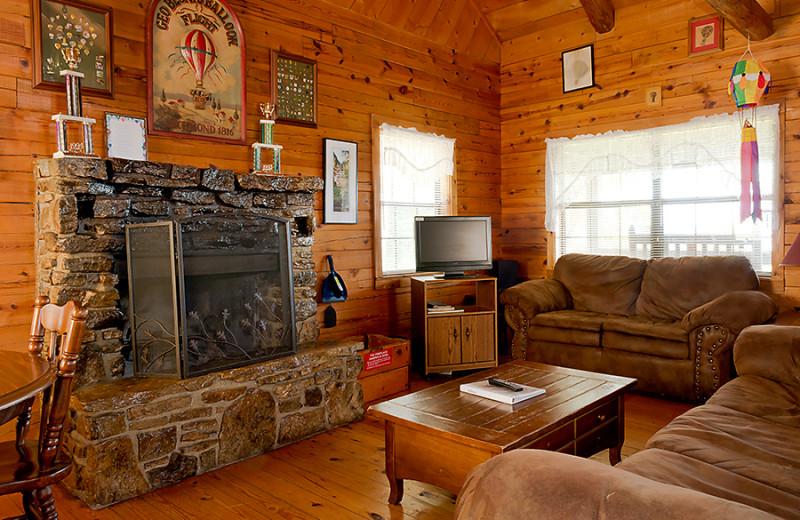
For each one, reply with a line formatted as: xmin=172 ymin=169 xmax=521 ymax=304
xmin=414 ymin=216 xmax=492 ymax=278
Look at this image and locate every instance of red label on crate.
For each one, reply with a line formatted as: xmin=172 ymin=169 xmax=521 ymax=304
xmin=364 ymin=349 xmax=393 ymax=371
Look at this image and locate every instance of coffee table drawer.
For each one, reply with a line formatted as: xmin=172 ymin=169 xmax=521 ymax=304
xmin=575 ymin=418 xmax=619 ymax=457
xmin=577 ymin=398 xmax=618 ymax=433
xmin=522 ymin=422 xmax=573 ymax=451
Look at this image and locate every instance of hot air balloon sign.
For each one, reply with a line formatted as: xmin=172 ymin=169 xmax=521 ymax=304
xmin=146 ymin=0 xmax=246 ymax=144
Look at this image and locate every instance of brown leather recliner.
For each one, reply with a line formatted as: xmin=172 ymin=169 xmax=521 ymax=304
xmin=500 ymin=254 xmax=776 ymax=401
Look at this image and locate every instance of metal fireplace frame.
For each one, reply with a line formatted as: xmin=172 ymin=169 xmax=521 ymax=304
xmin=126 ymin=214 xmax=297 ymax=379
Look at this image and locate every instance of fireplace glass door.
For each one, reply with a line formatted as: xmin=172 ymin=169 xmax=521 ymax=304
xmin=127 ymin=215 xmax=296 ymax=378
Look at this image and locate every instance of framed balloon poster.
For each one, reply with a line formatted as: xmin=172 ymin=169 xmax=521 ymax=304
xmin=32 ymin=0 xmax=114 ymax=97
xmin=146 ymin=0 xmax=246 ymax=143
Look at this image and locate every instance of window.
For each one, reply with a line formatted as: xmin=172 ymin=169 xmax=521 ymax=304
xmin=545 ymin=105 xmax=780 ymax=275
xmin=374 ymin=122 xmax=456 ymax=277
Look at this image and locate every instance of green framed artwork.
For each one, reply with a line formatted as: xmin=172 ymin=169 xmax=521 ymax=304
xmin=271 ymin=50 xmax=317 ymax=127
xmin=32 ymin=0 xmax=113 ymax=97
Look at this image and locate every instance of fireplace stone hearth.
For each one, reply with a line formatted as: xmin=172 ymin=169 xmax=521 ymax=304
xmin=34 ymin=157 xmax=365 ymax=508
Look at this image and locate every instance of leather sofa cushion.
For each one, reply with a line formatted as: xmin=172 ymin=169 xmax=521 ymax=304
xmin=603 ymin=315 xmax=687 ymax=342
xmin=529 ymin=325 xmax=600 ymax=347
xmin=532 ymin=310 xmax=606 ymax=332
xmin=553 ymin=254 xmax=646 ymax=316
xmin=706 ymin=375 xmax=800 ymax=429
xmin=619 ymin=448 xmax=800 ymax=519
xmin=636 ymin=256 xmax=759 ymax=321
xmin=602 ymin=330 xmax=688 ymax=360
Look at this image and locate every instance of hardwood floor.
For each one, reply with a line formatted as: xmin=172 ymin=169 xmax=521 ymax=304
xmin=0 ymin=373 xmax=692 ymax=519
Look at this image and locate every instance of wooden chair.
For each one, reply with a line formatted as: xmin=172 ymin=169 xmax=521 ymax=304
xmin=0 ymin=296 xmax=87 ymax=520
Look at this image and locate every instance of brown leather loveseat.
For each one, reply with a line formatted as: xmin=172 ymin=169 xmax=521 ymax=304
xmin=455 ymin=324 xmax=800 ymax=519
xmin=500 ymin=254 xmax=776 ymax=401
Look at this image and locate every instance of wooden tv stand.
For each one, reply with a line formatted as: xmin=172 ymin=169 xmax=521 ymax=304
xmin=411 ymin=275 xmax=498 ymax=378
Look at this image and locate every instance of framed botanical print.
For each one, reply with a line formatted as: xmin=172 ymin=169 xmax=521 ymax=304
xmin=324 ymin=138 xmax=358 ymax=224
xmin=32 ymin=0 xmax=113 ymax=97
xmin=271 ymin=50 xmax=318 ymax=127
xmin=562 ymin=44 xmax=594 ymax=94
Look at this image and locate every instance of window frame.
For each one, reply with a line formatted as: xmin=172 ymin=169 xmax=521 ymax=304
xmin=371 ymin=115 xmax=458 ymax=289
xmin=544 ymin=103 xmax=786 ymax=281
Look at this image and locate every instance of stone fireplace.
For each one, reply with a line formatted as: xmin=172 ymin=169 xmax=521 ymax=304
xmin=34 ymin=158 xmax=365 ymax=508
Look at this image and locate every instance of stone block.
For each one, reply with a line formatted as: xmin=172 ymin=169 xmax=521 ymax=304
xmin=171 ymin=164 xmax=201 ymax=183
xmin=102 ymin=329 xmax=123 ymax=340
xmin=89 ymin=219 xmax=126 ymax=235
xmin=237 ymin=173 xmax=323 ymax=193
xmin=297 ymin=317 xmax=320 ymax=344
xmin=172 ymin=189 xmax=215 ymax=205
xmin=39 ymin=157 xmax=107 ymax=180
xmin=131 ymin=200 xmax=170 ymax=216
xmin=85 ymin=308 xmax=125 ymax=329
xmin=51 ymin=286 xmax=83 ymax=305
xmin=304 ymin=386 xmax=323 ymax=407
xmin=295 ymin=298 xmax=317 ymax=320
xmin=146 ymin=453 xmax=198 ymax=490
xmin=253 ymin=193 xmax=287 ymax=208
xmin=198 ymin=449 xmax=217 ymax=474
xmin=287 ymin=193 xmax=315 ymax=207
xmin=279 ymin=396 xmax=303 ymax=413
xmin=106 ymin=352 xmax=126 ymax=377
xmin=293 ymin=270 xmax=315 ymax=287
xmin=50 ymin=271 xmax=87 ymax=286
xmin=180 ymin=419 xmax=217 ymax=432
xmin=121 ymin=186 xmax=164 ymax=197
xmin=61 ymin=254 xmax=113 ymax=272
xmin=81 ymin=436 xmax=149 ymax=507
xmin=180 ymin=374 xmax=218 ymax=392
xmin=129 ymin=416 xmax=169 ymax=431
xmin=73 ymin=412 xmax=126 ymax=441
xmin=87 ymin=182 xmax=115 ymax=196
xmin=325 ymin=381 xmax=365 ymax=427
xmin=128 ymin=396 xmax=193 ymax=421
xmin=278 ymin=407 xmax=326 ymax=445
xmin=51 ymin=235 xmax=125 ymax=254
xmin=169 ymin=407 xmax=214 ymax=423
xmin=52 ymin=195 xmax=78 ymax=234
xmin=94 ymin=198 xmax=130 ymax=218
xmin=218 ymin=388 xmax=276 ymax=465
xmin=201 ymin=386 xmax=247 ymax=403
xmin=137 ymin=426 xmax=177 ymax=461
xmin=82 ymin=288 xmax=120 ymax=308
xmin=201 ymin=167 xmax=235 ymax=191
xmin=273 ymin=377 xmax=314 ymax=399
xmin=111 ymin=158 xmax=170 ymax=177
xmin=180 ymin=431 xmax=216 ymax=442
xmin=219 ymin=192 xmax=253 ymax=208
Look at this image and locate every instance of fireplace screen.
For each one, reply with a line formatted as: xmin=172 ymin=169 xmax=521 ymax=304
xmin=126 ymin=215 xmax=296 ymax=378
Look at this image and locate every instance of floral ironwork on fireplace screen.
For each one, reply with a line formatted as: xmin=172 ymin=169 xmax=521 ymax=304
xmin=126 ymin=214 xmax=297 ymax=378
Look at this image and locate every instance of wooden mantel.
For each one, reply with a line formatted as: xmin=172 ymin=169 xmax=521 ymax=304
xmin=706 ymin=0 xmax=773 ymax=40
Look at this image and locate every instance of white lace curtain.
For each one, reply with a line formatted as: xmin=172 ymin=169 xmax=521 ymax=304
xmin=379 ymin=123 xmax=455 ymax=275
xmin=544 ymin=104 xmax=780 ymax=273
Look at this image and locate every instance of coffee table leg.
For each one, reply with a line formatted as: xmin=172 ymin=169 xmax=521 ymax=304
xmin=384 ymin=421 xmax=404 ymax=504
xmin=609 ymin=396 xmax=625 ymax=465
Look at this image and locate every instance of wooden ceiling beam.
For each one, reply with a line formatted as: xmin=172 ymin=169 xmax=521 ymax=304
xmin=579 ymin=0 xmax=615 ymax=33
xmin=705 ymin=0 xmax=773 ymax=40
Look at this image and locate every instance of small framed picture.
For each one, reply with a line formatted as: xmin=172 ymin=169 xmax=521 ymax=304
xmin=323 ymin=138 xmax=358 ymax=224
xmin=32 ymin=0 xmax=113 ymax=97
xmin=105 ymin=113 xmax=147 ymax=161
xmin=271 ymin=50 xmax=318 ymax=127
xmin=562 ymin=44 xmax=594 ymax=94
xmin=689 ymin=15 xmax=723 ymax=55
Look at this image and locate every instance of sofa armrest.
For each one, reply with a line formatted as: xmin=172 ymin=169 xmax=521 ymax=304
xmin=682 ymin=290 xmax=776 ymax=334
xmin=455 ymin=451 xmax=777 ymax=520
xmin=499 ymin=279 xmax=571 ymax=320
xmin=733 ymin=325 xmax=800 ymax=386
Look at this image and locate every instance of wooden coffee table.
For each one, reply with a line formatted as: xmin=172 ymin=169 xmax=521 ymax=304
xmin=366 ymin=360 xmax=637 ymax=504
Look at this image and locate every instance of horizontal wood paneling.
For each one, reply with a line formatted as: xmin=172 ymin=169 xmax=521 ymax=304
xmin=499 ymin=0 xmax=800 ymax=308
xmin=0 ymin=0 xmax=501 ymax=349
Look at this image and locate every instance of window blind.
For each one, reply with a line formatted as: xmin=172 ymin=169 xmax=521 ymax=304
xmin=378 ymin=123 xmax=455 ymax=275
xmin=545 ymin=105 xmax=780 ymax=274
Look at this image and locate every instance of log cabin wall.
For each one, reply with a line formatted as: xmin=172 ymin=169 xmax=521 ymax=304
xmin=499 ymin=0 xmax=800 ymax=309
xmin=0 ymin=0 xmax=501 ymax=350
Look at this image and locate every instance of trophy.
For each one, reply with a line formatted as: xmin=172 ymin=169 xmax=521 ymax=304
xmin=52 ymin=47 xmax=97 ymax=158
xmin=251 ymin=103 xmax=282 ymax=174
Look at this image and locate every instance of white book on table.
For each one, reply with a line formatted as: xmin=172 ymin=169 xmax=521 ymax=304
xmin=460 ymin=380 xmax=546 ymax=405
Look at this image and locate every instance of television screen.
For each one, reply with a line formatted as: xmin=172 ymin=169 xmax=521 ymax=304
xmin=414 ymin=216 xmax=492 ymax=277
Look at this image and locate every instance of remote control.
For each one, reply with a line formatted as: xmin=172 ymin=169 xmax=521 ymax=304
xmin=488 ymin=377 xmax=523 ymax=392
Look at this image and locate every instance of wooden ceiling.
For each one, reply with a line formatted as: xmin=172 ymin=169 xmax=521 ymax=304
xmin=324 ymin=0 xmax=773 ymax=59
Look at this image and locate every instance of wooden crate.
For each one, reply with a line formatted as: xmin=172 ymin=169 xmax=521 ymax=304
xmin=356 ymin=334 xmax=410 ymax=403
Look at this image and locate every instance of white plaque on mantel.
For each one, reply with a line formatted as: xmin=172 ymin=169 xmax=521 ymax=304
xmin=105 ymin=113 xmax=147 ymax=161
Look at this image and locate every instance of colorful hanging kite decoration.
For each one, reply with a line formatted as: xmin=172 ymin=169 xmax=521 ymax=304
xmin=728 ymin=45 xmax=771 ymax=223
